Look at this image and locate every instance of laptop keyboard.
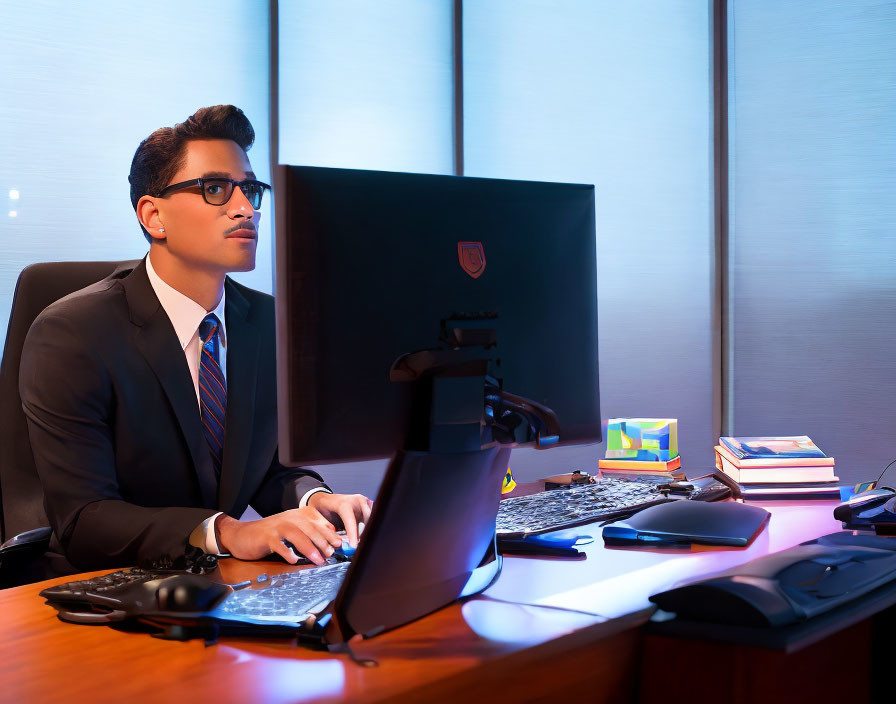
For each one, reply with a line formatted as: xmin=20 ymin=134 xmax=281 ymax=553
xmin=218 ymin=561 xmax=350 ymax=620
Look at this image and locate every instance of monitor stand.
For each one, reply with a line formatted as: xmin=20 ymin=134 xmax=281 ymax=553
xmin=325 ymin=339 xmax=559 ymax=643
xmin=324 ymin=345 xmax=519 ymax=642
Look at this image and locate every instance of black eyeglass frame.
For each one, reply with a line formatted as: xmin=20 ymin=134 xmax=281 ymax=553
xmin=156 ymin=177 xmax=272 ymax=208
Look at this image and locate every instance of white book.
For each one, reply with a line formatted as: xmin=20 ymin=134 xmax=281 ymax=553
xmin=715 ymin=449 xmax=838 ymax=484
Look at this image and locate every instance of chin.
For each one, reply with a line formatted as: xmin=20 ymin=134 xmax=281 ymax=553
xmin=222 ymin=253 xmax=257 ymax=273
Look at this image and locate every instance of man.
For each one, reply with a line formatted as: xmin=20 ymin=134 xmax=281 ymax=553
xmin=20 ymin=105 xmax=370 ymax=572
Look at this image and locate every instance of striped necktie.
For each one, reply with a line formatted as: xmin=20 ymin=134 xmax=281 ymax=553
xmin=198 ymin=314 xmax=226 ymax=479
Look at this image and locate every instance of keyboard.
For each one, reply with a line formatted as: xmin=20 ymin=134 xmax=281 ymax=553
xmin=41 ymin=560 xmax=351 ymax=623
xmin=40 ymin=567 xmax=173 ymax=602
xmin=219 ymin=561 xmax=350 ymax=620
xmin=496 ymin=474 xmax=725 ymax=537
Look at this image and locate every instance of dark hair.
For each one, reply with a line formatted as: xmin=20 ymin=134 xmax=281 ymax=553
xmin=128 ymin=105 xmax=255 ymax=242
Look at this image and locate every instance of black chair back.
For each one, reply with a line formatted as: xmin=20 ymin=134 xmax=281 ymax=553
xmin=0 ymin=261 xmax=136 ymax=544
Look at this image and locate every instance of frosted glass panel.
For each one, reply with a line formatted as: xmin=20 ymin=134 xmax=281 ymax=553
xmin=730 ymin=0 xmax=896 ymax=482
xmin=278 ymin=0 xmax=454 ymax=173
xmin=464 ymin=1 xmax=714 ymax=476
xmin=0 ymin=0 xmax=272 ymax=353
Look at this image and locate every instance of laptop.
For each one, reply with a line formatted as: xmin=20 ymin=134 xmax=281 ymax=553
xmin=41 ymin=445 xmax=510 ymax=646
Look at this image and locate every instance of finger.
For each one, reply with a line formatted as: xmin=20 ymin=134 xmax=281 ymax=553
xmin=287 ymin=525 xmax=336 ymax=562
xmin=360 ymin=497 xmax=372 ymax=525
xmin=296 ymin=508 xmax=341 ymax=549
xmin=269 ymin=538 xmax=300 ymax=565
xmin=339 ymin=504 xmax=360 ymax=548
xmin=310 ymin=513 xmax=343 ymax=548
xmin=287 ymin=532 xmax=326 ymax=566
xmin=312 ymin=521 xmax=343 ymax=552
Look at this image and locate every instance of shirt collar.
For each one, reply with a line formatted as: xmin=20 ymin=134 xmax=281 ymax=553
xmin=145 ymin=255 xmax=227 ymax=350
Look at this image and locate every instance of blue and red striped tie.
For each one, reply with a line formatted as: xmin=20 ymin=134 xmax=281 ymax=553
xmin=198 ymin=314 xmax=226 ymax=479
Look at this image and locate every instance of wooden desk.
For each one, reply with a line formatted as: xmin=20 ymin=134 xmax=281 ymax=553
xmin=0 ymin=500 xmax=848 ymax=704
xmin=0 ymin=558 xmax=645 ymax=704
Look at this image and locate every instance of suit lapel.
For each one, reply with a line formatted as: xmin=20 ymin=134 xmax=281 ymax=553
xmin=219 ymin=278 xmax=260 ymax=511
xmin=122 ymin=260 xmax=217 ymax=508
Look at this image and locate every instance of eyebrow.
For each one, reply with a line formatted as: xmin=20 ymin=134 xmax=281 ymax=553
xmin=200 ymin=171 xmax=257 ymax=180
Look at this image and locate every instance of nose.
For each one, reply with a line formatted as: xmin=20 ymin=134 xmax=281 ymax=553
xmin=227 ymin=185 xmax=256 ymax=219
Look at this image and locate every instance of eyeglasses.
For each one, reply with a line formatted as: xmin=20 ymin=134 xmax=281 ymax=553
xmin=156 ymin=177 xmax=271 ymax=209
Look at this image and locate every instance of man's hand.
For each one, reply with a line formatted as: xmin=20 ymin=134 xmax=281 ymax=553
xmin=216 ymin=507 xmax=343 ymax=566
xmin=309 ymin=492 xmax=373 ymax=548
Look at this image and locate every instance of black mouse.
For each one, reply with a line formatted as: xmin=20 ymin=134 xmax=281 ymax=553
xmin=153 ymin=574 xmax=231 ymax=613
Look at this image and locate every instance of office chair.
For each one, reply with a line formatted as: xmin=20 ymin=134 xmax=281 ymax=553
xmin=0 ymin=260 xmax=137 ymax=588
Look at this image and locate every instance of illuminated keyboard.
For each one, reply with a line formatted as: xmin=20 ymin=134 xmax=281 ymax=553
xmin=219 ymin=561 xmax=350 ymax=620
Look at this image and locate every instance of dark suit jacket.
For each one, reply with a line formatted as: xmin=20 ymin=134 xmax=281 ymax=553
xmin=19 ymin=258 xmax=325 ymax=570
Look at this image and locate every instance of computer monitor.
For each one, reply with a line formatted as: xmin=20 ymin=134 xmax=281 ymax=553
xmin=274 ymin=165 xmax=601 ymax=466
xmin=272 ymin=164 xmax=600 ymax=639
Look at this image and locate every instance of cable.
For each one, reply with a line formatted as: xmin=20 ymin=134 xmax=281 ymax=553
xmin=469 ymin=594 xmax=610 ymax=621
xmin=875 ymin=457 xmax=896 ymax=487
xmin=329 ymin=641 xmax=378 ymax=668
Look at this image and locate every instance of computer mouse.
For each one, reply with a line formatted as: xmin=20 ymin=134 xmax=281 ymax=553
xmin=334 ymin=539 xmax=356 ymax=559
xmin=273 ymin=538 xmax=356 ymax=563
xmin=153 ymin=574 xmax=231 ymax=613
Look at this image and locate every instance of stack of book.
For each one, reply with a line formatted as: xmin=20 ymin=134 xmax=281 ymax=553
xmin=714 ymin=436 xmax=840 ymax=500
xmin=599 ymin=418 xmax=683 ymax=476
xmin=598 ymin=455 xmax=683 ymax=475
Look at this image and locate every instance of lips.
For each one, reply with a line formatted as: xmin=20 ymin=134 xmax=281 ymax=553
xmin=227 ymin=227 xmax=257 ymax=240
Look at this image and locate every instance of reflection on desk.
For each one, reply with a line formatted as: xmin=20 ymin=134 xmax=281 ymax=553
xmin=485 ymin=500 xmax=842 ymax=619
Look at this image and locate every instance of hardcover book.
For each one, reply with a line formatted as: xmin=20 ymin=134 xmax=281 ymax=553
xmin=714 ymin=447 xmax=838 ymax=484
xmin=715 ymin=444 xmax=834 ymax=468
xmin=737 ymin=483 xmax=842 ymax=500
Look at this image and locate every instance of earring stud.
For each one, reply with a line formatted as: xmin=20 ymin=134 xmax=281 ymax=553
xmin=159 ymin=228 xmax=165 ymax=233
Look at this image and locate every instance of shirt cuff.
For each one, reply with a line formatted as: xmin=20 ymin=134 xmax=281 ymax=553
xmin=188 ymin=512 xmax=230 ymax=556
xmin=300 ymin=486 xmax=333 ymax=508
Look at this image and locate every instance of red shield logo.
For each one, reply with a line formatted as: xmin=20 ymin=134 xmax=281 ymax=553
xmin=458 ymin=241 xmax=486 ymax=279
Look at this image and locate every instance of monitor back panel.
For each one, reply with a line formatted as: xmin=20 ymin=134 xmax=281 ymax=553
xmin=275 ymin=165 xmax=600 ymax=465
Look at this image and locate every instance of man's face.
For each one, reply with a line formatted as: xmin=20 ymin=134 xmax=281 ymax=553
xmin=155 ymin=139 xmax=260 ymax=274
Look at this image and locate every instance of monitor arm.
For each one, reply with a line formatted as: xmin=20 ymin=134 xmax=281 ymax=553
xmin=390 ymin=344 xmax=560 ymax=452
xmin=485 ymin=384 xmax=560 ymax=449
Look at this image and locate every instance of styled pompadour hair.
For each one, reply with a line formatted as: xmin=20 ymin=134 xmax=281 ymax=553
xmin=128 ymin=105 xmax=255 ymax=242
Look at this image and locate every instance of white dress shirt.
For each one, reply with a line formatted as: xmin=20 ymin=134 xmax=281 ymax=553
xmin=145 ymin=256 xmax=329 ymax=555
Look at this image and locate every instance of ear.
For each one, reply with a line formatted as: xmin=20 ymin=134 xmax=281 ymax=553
xmin=137 ymin=195 xmax=166 ymax=242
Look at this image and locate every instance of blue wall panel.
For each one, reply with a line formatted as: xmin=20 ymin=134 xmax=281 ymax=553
xmin=278 ymin=1 xmax=454 ymax=174
xmin=463 ymin=1 xmax=715 ymax=478
xmin=729 ymin=0 xmax=896 ymax=482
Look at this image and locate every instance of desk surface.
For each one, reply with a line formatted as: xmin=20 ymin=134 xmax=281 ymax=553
xmin=0 ymin=499 xmax=843 ymax=704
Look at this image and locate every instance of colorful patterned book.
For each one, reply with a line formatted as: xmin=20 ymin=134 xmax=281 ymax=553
xmin=605 ymin=418 xmax=678 ymax=462
xmin=719 ymin=435 xmax=827 ymax=460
